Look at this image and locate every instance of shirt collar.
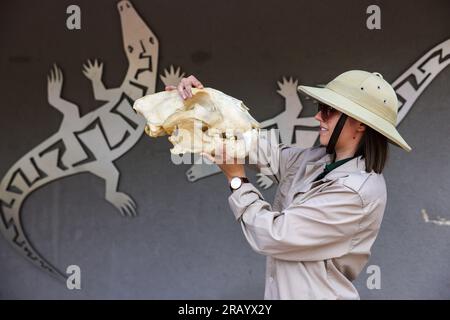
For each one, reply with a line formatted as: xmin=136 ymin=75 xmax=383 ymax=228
xmin=323 ymin=155 xmax=358 ymax=175
xmin=304 ymin=149 xmax=366 ymax=181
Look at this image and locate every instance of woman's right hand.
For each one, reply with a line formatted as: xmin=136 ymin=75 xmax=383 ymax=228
xmin=165 ymin=75 xmax=204 ymax=100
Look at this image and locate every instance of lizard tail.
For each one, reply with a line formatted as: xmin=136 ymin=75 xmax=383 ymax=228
xmin=393 ymin=38 xmax=450 ymax=125
xmin=0 ymin=136 xmax=71 ymax=282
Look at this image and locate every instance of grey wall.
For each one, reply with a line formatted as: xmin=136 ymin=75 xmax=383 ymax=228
xmin=1 ymin=0 xmax=450 ymax=299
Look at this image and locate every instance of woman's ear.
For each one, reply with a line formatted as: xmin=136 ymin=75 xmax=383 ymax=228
xmin=357 ymin=122 xmax=366 ymax=132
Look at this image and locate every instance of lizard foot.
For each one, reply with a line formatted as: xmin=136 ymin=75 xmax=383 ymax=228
xmin=256 ymin=173 xmax=274 ymax=189
xmin=108 ymin=192 xmax=137 ymax=218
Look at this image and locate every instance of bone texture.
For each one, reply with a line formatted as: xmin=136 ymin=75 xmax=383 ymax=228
xmin=133 ymin=88 xmax=260 ymax=158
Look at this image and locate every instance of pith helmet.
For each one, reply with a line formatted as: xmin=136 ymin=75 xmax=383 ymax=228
xmin=298 ymin=70 xmax=411 ymax=152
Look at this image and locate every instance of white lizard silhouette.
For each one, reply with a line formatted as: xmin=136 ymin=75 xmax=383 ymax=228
xmin=0 ymin=0 xmax=185 ymax=281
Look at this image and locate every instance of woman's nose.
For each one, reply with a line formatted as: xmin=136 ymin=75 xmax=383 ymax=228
xmin=314 ymin=111 xmax=323 ymax=122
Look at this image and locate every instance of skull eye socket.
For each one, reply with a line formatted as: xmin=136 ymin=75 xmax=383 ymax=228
xmin=127 ymin=45 xmax=134 ymax=53
xmin=149 ymin=37 xmax=154 ymax=44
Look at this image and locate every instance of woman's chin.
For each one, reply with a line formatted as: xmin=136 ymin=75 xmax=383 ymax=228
xmin=319 ymin=137 xmax=329 ymax=146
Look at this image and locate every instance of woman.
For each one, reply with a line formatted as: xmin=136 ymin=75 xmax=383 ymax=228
xmin=166 ymin=70 xmax=411 ymax=299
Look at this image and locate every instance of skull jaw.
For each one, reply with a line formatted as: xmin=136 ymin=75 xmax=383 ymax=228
xmin=168 ymin=121 xmax=252 ymax=160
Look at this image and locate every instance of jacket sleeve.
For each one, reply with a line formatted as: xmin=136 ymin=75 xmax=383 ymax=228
xmin=227 ymin=182 xmax=366 ymax=261
xmin=244 ymin=129 xmax=299 ymax=184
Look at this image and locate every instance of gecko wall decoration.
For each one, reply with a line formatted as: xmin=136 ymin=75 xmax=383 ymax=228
xmin=0 ymin=0 xmax=185 ymax=281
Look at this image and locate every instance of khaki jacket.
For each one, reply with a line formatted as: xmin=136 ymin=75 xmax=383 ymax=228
xmin=228 ymin=131 xmax=387 ymax=299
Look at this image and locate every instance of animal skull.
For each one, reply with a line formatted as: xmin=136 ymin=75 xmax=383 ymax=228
xmin=133 ymin=87 xmax=260 ymax=159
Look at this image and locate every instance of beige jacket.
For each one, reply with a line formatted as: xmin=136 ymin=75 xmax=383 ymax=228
xmin=228 ymin=131 xmax=387 ymax=300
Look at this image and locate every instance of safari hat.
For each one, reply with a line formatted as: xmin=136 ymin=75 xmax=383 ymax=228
xmin=298 ymin=70 xmax=411 ymax=152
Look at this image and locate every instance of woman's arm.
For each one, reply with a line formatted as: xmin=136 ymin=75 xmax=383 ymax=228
xmin=244 ymin=128 xmax=295 ymax=184
xmin=228 ymin=182 xmax=367 ymax=262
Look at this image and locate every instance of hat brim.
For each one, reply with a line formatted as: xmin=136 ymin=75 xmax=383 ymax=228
xmin=298 ymin=85 xmax=412 ymax=152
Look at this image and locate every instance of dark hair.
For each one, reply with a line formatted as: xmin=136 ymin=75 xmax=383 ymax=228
xmin=353 ymin=125 xmax=389 ymax=173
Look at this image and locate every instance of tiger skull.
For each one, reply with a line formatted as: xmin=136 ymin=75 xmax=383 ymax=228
xmin=133 ymin=87 xmax=260 ymax=159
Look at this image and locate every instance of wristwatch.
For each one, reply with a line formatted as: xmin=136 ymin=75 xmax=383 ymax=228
xmin=229 ymin=176 xmax=249 ymax=192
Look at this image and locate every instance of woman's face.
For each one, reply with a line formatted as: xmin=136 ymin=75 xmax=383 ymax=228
xmin=314 ymin=103 xmax=365 ymax=151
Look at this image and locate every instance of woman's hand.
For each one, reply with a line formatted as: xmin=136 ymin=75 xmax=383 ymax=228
xmin=166 ymin=75 xmax=246 ymax=183
xmin=165 ymin=75 xmax=204 ymax=99
xmin=200 ymin=144 xmax=246 ymax=183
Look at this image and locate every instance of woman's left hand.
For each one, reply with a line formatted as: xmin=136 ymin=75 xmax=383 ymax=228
xmin=200 ymin=144 xmax=246 ymax=182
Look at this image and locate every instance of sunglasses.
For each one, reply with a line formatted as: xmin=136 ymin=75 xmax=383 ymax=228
xmin=317 ymin=102 xmax=338 ymax=121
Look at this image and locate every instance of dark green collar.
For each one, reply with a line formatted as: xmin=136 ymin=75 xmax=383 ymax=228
xmin=312 ymin=155 xmax=359 ymax=182
xmin=324 ymin=155 xmax=358 ymax=172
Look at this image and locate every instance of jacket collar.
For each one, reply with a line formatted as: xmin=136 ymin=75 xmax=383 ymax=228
xmin=303 ymin=149 xmax=366 ymax=186
xmin=292 ymin=149 xmax=367 ymax=195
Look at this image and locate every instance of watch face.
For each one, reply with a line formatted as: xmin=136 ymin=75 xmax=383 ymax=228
xmin=230 ymin=177 xmax=242 ymax=189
